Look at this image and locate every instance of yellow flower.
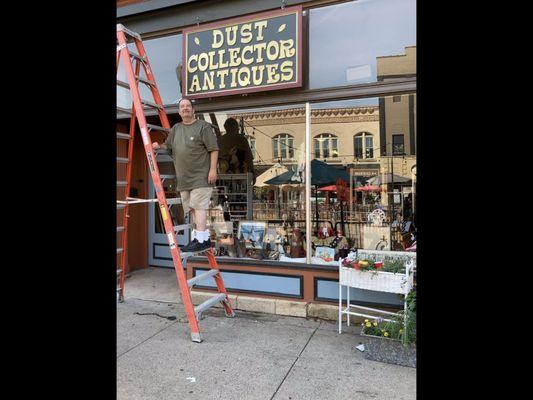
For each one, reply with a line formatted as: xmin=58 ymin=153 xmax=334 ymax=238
xmin=384 ymin=332 xmax=389 ymax=337
xmin=364 ymin=319 xmax=369 ymax=323
xmin=365 ymin=322 xmax=372 ymax=327
xmin=399 ymin=329 xmax=403 ymax=334
xmin=373 ymin=322 xmax=378 ymax=327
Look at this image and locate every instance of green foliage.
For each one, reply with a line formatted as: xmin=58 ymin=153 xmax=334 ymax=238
xmin=362 ymin=287 xmax=416 ymax=345
xmin=381 ymin=258 xmax=406 ymax=274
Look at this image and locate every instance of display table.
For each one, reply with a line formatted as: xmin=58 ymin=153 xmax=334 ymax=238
xmin=338 ymin=257 xmax=414 ymax=334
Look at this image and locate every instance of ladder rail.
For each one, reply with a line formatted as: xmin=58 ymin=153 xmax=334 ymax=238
xmin=117 ymin=77 xmax=139 ymax=301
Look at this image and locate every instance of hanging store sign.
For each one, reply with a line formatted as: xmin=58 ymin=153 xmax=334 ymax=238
xmin=182 ymin=6 xmax=302 ymax=99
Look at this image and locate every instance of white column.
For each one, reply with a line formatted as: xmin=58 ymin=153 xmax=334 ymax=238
xmin=306 ymin=103 xmax=312 ymax=264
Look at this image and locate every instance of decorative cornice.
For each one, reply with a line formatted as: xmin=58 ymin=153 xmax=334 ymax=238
xmin=235 ymin=115 xmax=379 ymax=126
xmin=228 ymin=106 xmax=380 ymax=126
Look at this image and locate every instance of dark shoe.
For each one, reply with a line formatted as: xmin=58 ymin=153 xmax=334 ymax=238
xmin=181 ymin=238 xmax=212 ymax=253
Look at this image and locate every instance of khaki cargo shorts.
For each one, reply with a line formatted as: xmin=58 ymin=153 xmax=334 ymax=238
xmin=180 ymin=187 xmax=213 ymax=214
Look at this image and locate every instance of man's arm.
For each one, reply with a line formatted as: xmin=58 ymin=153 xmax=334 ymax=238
xmin=208 ymin=150 xmax=219 ymax=184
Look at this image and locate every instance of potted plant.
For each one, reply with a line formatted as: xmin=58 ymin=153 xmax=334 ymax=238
xmin=360 ymin=288 xmax=416 ymax=368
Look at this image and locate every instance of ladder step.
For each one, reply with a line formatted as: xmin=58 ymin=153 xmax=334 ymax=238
xmin=167 ymin=197 xmax=182 ymax=206
xmin=155 ymin=149 xmax=171 ymax=156
xmin=181 ymin=247 xmax=213 ymax=259
xmin=141 ymin=99 xmax=163 ymax=110
xmin=146 ymin=123 xmax=170 ymax=133
xmin=117 ymin=269 xmax=123 ymax=277
xmin=117 ymin=132 xmax=131 ymax=140
xmin=129 ymin=51 xmax=145 ymax=62
xmin=117 ymin=226 xmax=125 ymax=232
xmin=117 ymin=181 xmax=128 ymax=187
xmin=160 ymin=174 xmax=176 ymax=179
xmin=187 ymin=269 xmax=220 ymax=287
xmin=117 ymin=157 xmax=130 ymax=164
xmin=136 ymin=76 xmax=155 ymax=87
xmin=117 ymin=248 xmax=124 ymax=254
xmin=117 ymin=80 xmax=130 ymax=89
xmin=174 ymin=223 xmax=190 ymax=233
xmin=117 ymin=106 xmax=132 ymax=114
xmin=194 ymin=293 xmax=227 ymax=317
xmin=117 ymin=287 xmax=122 ymax=293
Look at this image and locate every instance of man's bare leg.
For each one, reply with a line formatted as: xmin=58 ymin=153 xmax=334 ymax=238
xmin=195 ymin=209 xmax=207 ymax=231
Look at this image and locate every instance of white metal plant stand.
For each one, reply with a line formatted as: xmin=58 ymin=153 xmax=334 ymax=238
xmin=338 ymin=255 xmax=414 ymax=334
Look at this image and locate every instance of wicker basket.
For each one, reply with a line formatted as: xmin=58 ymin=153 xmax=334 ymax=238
xmin=339 ymin=266 xmax=410 ymax=294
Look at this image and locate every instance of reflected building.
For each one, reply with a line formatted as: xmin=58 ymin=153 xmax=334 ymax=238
xmin=227 ymin=106 xmax=381 ymax=179
xmin=377 ymin=46 xmax=416 ymax=207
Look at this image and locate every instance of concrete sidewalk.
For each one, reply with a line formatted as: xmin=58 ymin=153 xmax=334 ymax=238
xmin=117 ymin=268 xmax=416 ymax=400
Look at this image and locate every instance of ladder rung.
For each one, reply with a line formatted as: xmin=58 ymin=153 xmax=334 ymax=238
xmin=117 ymin=226 xmax=125 ymax=232
xmin=117 ymin=106 xmax=132 ymax=114
xmin=195 ymin=293 xmax=227 ymax=317
xmin=117 ymin=287 xmax=122 ymax=293
xmin=160 ymin=175 xmax=176 ymax=179
xmin=117 ymin=181 xmax=128 ymax=187
xmin=146 ymin=123 xmax=170 ymax=133
xmin=117 ymin=157 xmax=130 ymax=164
xmin=167 ymin=198 xmax=182 ymax=206
xmin=155 ymin=149 xmax=171 ymax=156
xmin=141 ymin=99 xmax=163 ymax=110
xmin=117 ymin=248 xmax=124 ymax=254
xmin=174 ymin=223 xmax=190 ymax=233
xmin=117 ymin=269 xmax=123 ymax=277
xmin=187 ymin=269 xmax=220 ymax=287
xmin=117 ymin=80 xmax=130 ymax=89
xmin=181 ymin=247 xmax=213 ymax=259
xmin=117 ymin=132 xmax=131 ymax=140
xmin=136 ymin=76 xmax=155 ymax=86
xmin=129 ymin=51 xmax=145 ymax=62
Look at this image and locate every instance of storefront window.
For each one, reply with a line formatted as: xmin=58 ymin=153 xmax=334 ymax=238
xmin=191 ymin=91 xmax=415 ymax=263
xmin=309 ymin=0 xmax=416 ymax=89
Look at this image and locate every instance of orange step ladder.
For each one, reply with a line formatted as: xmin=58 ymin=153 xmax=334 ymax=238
xmin=116 ymin=23 xmax=235 ymax=343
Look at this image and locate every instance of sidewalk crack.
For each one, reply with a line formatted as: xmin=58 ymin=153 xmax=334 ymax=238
xmin=269 ymin=321 xmax=321 ymax=400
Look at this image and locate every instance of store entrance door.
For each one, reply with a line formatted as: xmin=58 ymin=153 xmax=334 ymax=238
xmin=148 ymin=151 xmax=190 ymax=267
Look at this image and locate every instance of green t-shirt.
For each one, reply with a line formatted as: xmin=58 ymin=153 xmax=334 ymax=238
xmin=164 ymin=119 xmax=219 ymax=191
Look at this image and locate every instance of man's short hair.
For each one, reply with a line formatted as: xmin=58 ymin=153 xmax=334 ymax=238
xmin=177 ymin=97 xmax=193 ymax=108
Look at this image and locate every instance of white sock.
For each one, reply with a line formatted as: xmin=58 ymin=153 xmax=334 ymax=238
xmin=191 ymin=230 xmax=197 ymax=241
xmin=197 ymin=230 xmax=210 ymax=243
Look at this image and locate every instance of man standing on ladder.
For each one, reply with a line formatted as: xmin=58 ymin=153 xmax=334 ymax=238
xmin=152 ymin=98 xmax=219 ymax=253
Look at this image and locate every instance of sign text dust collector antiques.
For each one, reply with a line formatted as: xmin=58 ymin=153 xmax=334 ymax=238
xmin=182 ymin=6 xmax=303 ymax=99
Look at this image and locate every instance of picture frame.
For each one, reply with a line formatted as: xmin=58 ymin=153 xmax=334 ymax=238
xmin=237 ymin=220 xmax=267 ymax=249
xmin=315 ymin=246 xmax=335 ymax=262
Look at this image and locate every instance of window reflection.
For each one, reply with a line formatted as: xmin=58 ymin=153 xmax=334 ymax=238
xmin=309 ymin=0 xmax=416 ymax=89
xmin=354 ymin=132 xmax=374 ymax=159
xmin=310 ymin=93 xmax=416 ymax=252
xmin=116 ymin=34 xmax=182 ymax=108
